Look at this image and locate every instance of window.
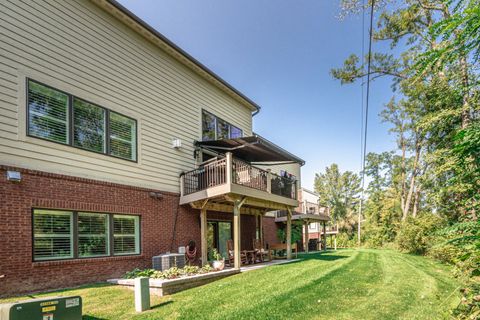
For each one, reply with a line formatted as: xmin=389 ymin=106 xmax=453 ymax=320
xmin=109 ymin=112 xmax=136 ymax=161
xmin=33 ymin=210 xmax=73 ymax=261
xmin=78 ymin=212 xmax=109 ymax=257
xmin=216 ymin=118 xmax=229 ymax=140
xmin=230 ymin=125 xmax=242 ymax=139
xmin=202 ymin=111 xmax=216 ymax=141
xmin=73 ymin=98 xmax=106 ymax=153
xmin=113 ymin=215 xmax=140 ymax=255
xmin=27 ymin=80 xmax=137 ymax=161
xmin=201 ymin=110 xmax=243 ymax=141
xmin=32 ymin=209 xmax=140 ymax=261
xmin=28 ymin=81 xmax=69 ymax=144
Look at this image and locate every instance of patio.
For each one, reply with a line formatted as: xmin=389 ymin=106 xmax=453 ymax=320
xmin=108 ymin=259 xmax=299 ymax=296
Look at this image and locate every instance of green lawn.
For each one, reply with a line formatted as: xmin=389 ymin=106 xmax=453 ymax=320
xmin=1 ymin=249 xmax=462 ymax=319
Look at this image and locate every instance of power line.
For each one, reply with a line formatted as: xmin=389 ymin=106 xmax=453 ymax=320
xmin=358 ymin=0 xmax=375 ymax=246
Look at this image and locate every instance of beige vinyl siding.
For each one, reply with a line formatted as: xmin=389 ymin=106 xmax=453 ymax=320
xmin=0 ymin=0 xmax=253 ymax=193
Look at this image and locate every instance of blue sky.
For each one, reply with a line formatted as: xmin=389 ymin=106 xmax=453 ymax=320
xmin=118 ymin=0 xmax=398 ymax=189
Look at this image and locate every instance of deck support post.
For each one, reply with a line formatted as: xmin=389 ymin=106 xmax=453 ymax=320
xmin=303 ymin=220 xmax=309 ymax=253
xmin=226 ymin=152 xmax=233 ymax=185
xmin=322 ymin=222 xmax=327 ymax=251
xmin=233 ymin=197 xmax=246 ymax=270
xmin=200 ymin=207 xmax=208 ymax=266
xmin=286 ymin=207 xmax=292 ymax=260
xmin=334 ymin=235 xmax=337 ymax=251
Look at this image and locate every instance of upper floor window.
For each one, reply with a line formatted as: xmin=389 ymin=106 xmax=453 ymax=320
xmin=27 ymin=79 xmax=137 ymax=161
xmin=202 ymin=110 xmax=242 ymax=141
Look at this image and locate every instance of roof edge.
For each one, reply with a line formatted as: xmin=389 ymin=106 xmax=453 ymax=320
xmin=95 ymin=0 xmax=261 ymax=114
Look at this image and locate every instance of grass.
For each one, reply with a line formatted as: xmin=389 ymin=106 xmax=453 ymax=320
xmin=0 ymin=249 xmax=461 ymax=319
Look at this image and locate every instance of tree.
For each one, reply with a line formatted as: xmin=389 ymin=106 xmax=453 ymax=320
xmin=314 ymin=164 xmax=361 ymax=227
xmin=333 ymin=0 xmax=479 ymax=220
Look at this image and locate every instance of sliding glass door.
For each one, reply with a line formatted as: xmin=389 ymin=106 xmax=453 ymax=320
xmin=207 ymin=221 xmax=232 ymax=260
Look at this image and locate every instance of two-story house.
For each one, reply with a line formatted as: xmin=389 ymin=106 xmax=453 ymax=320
xmin=0 ymin=0 xmax=304 ymax=296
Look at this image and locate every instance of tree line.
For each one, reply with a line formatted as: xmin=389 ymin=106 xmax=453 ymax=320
xmin=315 ymin=1 xmax=479 ymax=318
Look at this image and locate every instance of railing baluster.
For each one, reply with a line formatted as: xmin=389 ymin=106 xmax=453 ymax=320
xmin=181 ymin=157 xmax=295 ymax=200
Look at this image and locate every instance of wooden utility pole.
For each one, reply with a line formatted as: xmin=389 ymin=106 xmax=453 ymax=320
xmin=358 ymin=199 xmax=362 ymax=246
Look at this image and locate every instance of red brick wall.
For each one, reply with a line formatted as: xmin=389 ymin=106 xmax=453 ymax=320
xmin=0 ymin=165 xmax=201 ymax=297
xmin=262 ymin=216 xmax=280 ymax=246
xmin=0 ymin=166 xmax=283 ymax=296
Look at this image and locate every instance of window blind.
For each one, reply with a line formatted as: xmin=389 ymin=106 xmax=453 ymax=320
xmin=78 ymin=212 xmax=109 ymax=257
xmin=109 ymin=112 xmax=136 ymax=161
xmin=113 ymin=215 xmax=140 ymax=255
xmin=28 ymin=80 xmax=69 ymax=144
xmin=33 ymin=210 xmax=73 ymax=261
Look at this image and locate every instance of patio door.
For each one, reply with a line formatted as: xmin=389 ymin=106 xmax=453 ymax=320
xmin=207 ymin=221 xmax=232 ymax=260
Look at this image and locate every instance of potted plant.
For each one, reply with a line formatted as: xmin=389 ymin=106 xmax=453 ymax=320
xmin=211 ymin=248 xmax=225 ymax=270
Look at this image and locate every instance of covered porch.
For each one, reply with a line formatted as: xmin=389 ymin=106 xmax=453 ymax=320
xmin=188 ymin=188 xmax=297 ymax=269
xmin=180 ymin=135 xmax=304 ymax=269
xmin=275 ymin=211 xmax=334 ymax=253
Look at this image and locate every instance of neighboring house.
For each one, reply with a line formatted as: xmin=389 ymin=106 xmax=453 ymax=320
xmin=276 ymin=188 xmax=337 ymax=252
xmin=0 ymin=0 xmax=304 ymax=296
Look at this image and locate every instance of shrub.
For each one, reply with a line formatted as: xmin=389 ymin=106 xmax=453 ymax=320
xmin=123 ymin=264 xmax=217 ymax=280
xmin=335 ymin=232 xmax=357 ymax=248
xmin=395 ymin=213 xmax=445 ymax=254
xmin=123 ymin=268 xmax=156 ymax=279
xmin=276 ymin=222 xmax=303 ymax=244
xmin=451 ymin=282 xmax=480 ymax=320
xmin=429 ymin=221 xmax=480 ymax=279
xmin=362 ymin=221 xmax=398 ymax=249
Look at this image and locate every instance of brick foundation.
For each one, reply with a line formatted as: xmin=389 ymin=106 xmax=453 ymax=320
xmin=0 ymin=166 xmax=280 ymax=296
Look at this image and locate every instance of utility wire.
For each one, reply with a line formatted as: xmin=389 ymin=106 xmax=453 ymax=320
xmin=358 ymin=0 xmax=375 ymax=246
xmin=360 ymin=0 xmax=366 ymax=174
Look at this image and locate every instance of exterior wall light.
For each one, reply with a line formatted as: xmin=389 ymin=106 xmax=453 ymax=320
xmin=172 ymin=138 xmax=182 ymax=149
xmin=6 ymin=171 xmax=21 ymax=182
xmin=149 ymin=192 xmax=163 ymax=200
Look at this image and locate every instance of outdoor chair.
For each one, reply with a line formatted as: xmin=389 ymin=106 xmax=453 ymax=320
xmin=226 ymin=239 xmax=248 ymax=266
xmin=253 ymin=239 xmax=271 ymax=262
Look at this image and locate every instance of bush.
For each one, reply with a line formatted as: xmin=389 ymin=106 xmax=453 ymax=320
xmin=336 ymin=232 xmax=357 ymax=248
xmin=429 ymin=221 xmax=480 ymax=279
xmin=451 ymin=282 xmax=480 ymax=320
xmin=362 ymin=221 xmax=398 ymax=249
xmin=395 ymin=213 xmax=445 ymax=254
xmin=123 ymin=264 xmax=216 ymax=280
xmin=276 ymin=222 xmax=303 ymax=244
xmin=123 ymin=268 xmax=156 ymax=279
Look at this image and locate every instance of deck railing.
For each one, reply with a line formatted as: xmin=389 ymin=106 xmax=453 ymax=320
xmin=232 ymin=158 xmax=268 ymax=191
xmin=182 ymin=158 xmax=227 ymax=195
xmin=181 ymin=155 xmax=297 ymax=200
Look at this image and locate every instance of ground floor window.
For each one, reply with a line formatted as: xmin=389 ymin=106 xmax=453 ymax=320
xmin=33 ymin=210 xmax=73 ymax=261
xmin=32 ymin=209 xmax=140 ymax=261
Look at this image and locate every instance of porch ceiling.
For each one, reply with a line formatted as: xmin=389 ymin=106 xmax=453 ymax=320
xmin=275 ymin=212 xmax=330 ymax=223
xmin=189 ymin=194 xmax=295 ymax=215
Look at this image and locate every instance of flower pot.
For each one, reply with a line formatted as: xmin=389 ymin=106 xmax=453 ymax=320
xmin=212 ymin=259 xmax=225 ymax=270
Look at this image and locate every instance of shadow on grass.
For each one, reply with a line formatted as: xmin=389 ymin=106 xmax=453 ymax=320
xmin=284 ymin=252 xmax=350 ymax=264
xmin=151 ymin=300 xmax=174 ymax=310
xmin=83 ymin=315 xmax=109 ymax=320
